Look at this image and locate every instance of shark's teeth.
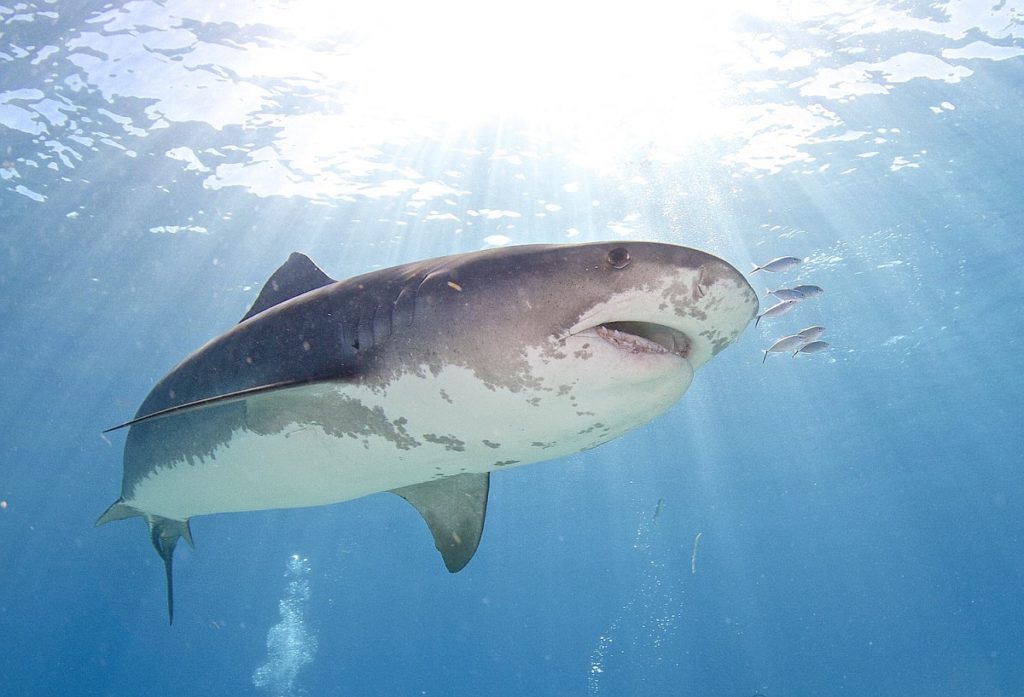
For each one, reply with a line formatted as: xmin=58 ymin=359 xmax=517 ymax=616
xmin=596 ymin=324 xmax=670 ymax=355
xmin=594 ymin=322 xmax=692 ymax=359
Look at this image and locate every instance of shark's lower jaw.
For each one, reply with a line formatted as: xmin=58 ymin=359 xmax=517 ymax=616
xmin=594 ymin=322 xmax=692 ymax=360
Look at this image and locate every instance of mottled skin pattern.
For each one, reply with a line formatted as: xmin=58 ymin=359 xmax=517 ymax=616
xmin=98 ymin=241 xmax=757 ymax=622
xmin=119 ymin=242 xmax=754 ymax=497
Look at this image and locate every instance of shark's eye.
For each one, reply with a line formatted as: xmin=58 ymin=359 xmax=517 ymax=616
xmin=607 ymin=247 xmax=631 ymax=269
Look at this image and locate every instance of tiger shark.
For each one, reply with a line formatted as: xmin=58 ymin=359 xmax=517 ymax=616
xmin=97 ymin=241 xmax=757 ymax=622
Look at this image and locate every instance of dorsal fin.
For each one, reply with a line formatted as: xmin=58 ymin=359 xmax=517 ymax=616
xmin=391 ymin=472 xmax=490 ymax=573
xmin=240 ymin=252 xmax=335 ymax=323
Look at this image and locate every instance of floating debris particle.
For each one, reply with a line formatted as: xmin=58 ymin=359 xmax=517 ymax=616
xmin=691 ymin=532 xmax=703 ymax=574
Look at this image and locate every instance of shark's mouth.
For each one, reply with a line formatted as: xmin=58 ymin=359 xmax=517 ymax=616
xmin=595 ymin=322 xmax=692 ymax=360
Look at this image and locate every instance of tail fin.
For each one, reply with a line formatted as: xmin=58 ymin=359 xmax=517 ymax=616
xmin=145 ymin=515 xmax=194 ymax=625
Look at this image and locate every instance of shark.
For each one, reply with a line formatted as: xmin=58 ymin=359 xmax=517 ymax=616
xmin=96 ymin=241 xmax=758 ymax=622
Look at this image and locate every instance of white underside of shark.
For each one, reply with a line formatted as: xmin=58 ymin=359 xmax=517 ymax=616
xmin=127 ymin=320 xmax=695 ymax=520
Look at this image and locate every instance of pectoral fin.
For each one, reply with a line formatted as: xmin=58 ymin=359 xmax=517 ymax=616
xmin=391 ymin=473 xmax=489 ymax=573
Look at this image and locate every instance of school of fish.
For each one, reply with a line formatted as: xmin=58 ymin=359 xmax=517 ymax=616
xmin=750 ymin=256 xmax=832 ymax=362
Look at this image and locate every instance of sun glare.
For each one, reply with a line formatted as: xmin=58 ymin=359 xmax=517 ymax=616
xmin=258 ymin=0 xmax=776 ymax=170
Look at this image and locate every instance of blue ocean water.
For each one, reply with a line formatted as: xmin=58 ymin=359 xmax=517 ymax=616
xmin=1 ymin=2 xmax=1022 ymax=695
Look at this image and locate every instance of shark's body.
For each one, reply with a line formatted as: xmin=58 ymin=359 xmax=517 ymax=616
xmin=97 ymin=242 xmax=757 ymax=621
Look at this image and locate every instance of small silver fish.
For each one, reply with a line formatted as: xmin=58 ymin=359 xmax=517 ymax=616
xmin=793 ymin=284 xmax=824 ymax=298
xmin=762 ymin=334 xmax=808 ymax=363
xmin=796 ymin=325 xmax=826 ymax=342
xmin=765 ymin=287 xmax=806 ymax=301
xmin=793 ymin=340 xmax=830 ymax=356
xmin=751 ymin=256 xmax=802 ymax=273
xmin=755 ymin=299 xmax=797 ymax=326
xmin=653 ymin=497 xmax=665 ymax=520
